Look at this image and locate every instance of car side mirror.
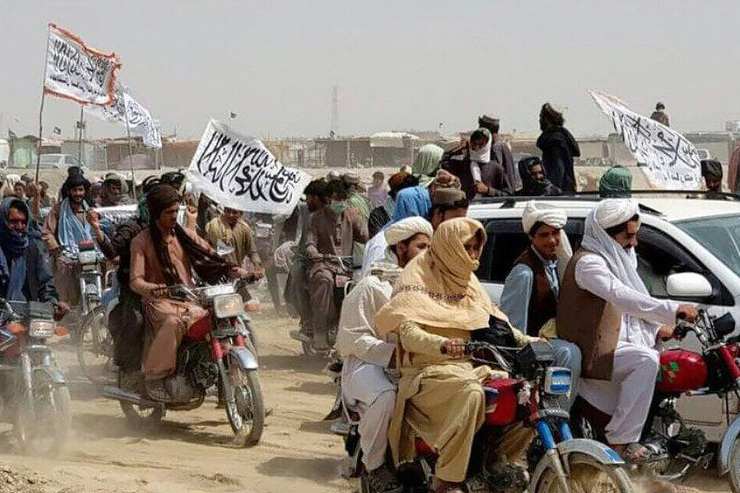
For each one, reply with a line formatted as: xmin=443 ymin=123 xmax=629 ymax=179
xmin=666 ymin=272 xmax=712 ymax=298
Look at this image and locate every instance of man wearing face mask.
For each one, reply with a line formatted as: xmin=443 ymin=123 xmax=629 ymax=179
xmin=0 ymin=197 xmax=66 ymax=319
xmin=558 ymin=199 xmax=699 ymax=462
xmin=304 ymin=180 xmax=366 ymax=349
xmin=440 ymin=128 xmax=511 ymax=201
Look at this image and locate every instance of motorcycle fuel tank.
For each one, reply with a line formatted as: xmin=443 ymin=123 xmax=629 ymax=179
xmin=656 ymin=349 xmax=708 ymax=394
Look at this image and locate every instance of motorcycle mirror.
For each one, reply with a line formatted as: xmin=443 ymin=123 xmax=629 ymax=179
xmin=666 ymin=272 xmax=712 ymax=299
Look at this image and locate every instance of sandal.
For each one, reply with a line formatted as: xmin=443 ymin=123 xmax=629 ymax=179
xmin=618 ymin=443 xmax=665 ymax=465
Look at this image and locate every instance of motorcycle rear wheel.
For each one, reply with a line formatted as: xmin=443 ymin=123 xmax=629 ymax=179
xmin=14 ymin=383 xmax=71 ymax=457
xmin=729 ymin=438 xmax=740 ymax=493
xmin=224 ymin=355 xmax=265 ymax=446
xmin=533 ymin=453 xmax=634 ymax=493
xmin=120 ymin=401 xmax=166 ymax=426
xmin=77 ymin=306 xmax=115 ymax=384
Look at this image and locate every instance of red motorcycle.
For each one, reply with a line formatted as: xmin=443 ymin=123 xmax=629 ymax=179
xmin=573 ymin=310 xmax=740 ymax=491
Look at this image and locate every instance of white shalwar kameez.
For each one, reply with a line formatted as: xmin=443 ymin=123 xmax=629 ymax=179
xmin=336 ymin=274 xmax=397 ymax=471
xmin=575 ymin=253 xmax=678 ymax=444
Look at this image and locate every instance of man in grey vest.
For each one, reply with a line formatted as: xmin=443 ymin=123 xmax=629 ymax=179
xmin=558 ymin=199 xmax=697 ymax=461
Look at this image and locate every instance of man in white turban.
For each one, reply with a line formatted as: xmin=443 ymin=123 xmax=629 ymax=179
xmin=500 ymin=201 xmax=580 ymax=408
xmin=558 ymin=199 xmax=698 ymax=461
xmin=336 ymin=217 xmax=432 ymax=493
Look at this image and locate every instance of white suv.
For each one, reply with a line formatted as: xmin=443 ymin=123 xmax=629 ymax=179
xmin=469 ymin=194 xmax=740 ymax=443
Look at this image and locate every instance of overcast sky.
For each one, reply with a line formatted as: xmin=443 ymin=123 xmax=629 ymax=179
xmin=1 ymin=1 xmax=739 ymax=141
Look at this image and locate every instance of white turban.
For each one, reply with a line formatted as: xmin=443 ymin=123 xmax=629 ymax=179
xmin=384 ymin=217 xmax=433 ymax=246
xmin=522 ymin=201 xmax=568 ymax=234
xmin=521 ymin=201 xmax=572 ymax=280
xmin=594 ymin=199 xmax=639 ymax=229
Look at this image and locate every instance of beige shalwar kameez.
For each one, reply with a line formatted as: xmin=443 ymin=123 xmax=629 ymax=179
xmin=130 ymin=228 xmax=210 ymax=380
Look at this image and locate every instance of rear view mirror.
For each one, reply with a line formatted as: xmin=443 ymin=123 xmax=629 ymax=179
xmin=666 ymin=272 xmax=712 ymax=299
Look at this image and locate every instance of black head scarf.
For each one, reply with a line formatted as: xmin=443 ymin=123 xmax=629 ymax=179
xmin=701 ymin=159 xmax=723 ymax=179
xmin=518 ymin=157 xmax=562 ymax=196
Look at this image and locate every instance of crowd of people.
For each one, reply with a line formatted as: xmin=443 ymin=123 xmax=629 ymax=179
xmin=0 ymin=103 xmax=733 ymax=493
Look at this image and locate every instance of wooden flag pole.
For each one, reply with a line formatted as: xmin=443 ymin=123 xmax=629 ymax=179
xmin=123 ymin=92 xmax=137 ymax=201
xmin=35 ymin=25 xmax=52 ymax=185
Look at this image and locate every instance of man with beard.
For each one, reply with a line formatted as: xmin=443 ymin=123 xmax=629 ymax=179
xmin=558 ymin=199 xmax=698 ymax=461
xmin=43 ymin=172 xmax=94 ymax=306
xmin=98 ymin=174 xmax=130 ymax=207
xmin=516 ymin=156 xmax=562 ymax=196
xmin=441 ymin=128 xmax=511 ymax=200
xmin=337 ymin=217 xmax=433 ymax=493
xmin=536 ymin=103 xmax=580 ymax=194
xmin=205 ymin=207 xmax=263 ymax=273
xmin=129 ymin=185 xmax=248 ymax=401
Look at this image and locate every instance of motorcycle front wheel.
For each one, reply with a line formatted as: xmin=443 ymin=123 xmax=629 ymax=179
xmin=14 ymin=381 xmax=71 ymax=457
xmin=728 ymin=438 xmax=740 ymax=493
xmin=223 ymin=354 xmax=265 ymax=446
xmin=533 ymin=453 xmax=634 ymax=493
xmin=77 ymin=305 xmax=115 ymax=384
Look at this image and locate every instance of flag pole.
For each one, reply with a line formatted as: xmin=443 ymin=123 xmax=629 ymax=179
xmin=36 ymin=25 xmax=52 ymax=185
xmin=123 ymin=92 xmax=137 ymax=201
xmin=77 ymin=105 xmax=84 ymax=164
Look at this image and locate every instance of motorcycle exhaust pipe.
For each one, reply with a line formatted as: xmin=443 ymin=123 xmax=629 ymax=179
xmin=102 ymin=386 xmax=158 ymax=407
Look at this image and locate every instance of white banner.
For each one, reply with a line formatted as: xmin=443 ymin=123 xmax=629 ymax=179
xmin=84 ymin=84 xmax=162 ymax=148
xmin=188 ymin=119 xmax=310 ymax=214
xmin=44 ymin=23 xmax=120 ymax=106
xmin=590 ymin=90 xmax=701 ymax=190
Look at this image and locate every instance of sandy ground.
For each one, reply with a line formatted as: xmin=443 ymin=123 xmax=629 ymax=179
xmin=0 ymin=305 xmax=732 ymax=493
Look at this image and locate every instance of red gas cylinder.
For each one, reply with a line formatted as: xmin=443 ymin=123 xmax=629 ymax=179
xmin=657 ymin=349 xmax=708 ymax=393
xmin=483 ymin=378 xmax=520 ymax=426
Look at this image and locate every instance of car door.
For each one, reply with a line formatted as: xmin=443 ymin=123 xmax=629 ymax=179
xmin=635 ymin=225 xmax=734 ymax=432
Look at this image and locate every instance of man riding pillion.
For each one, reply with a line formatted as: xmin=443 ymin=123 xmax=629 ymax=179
xmin=0 ymin=197 xmax=67 ymax=318
xmin=337 ymin=217 xmax=433 ymax=493
xmin=129 ymin=185 xmax=250 ymax=402
xmin=558 ymin=199 xmax=699 ymax=461
xmin=500 ymin=201 xmax=581 ymax=409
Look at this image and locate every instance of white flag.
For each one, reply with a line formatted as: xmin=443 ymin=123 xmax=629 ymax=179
xmin=590 ymin=90 xmax=701 ymax=191
xmin=85 ymin=84 xmax=162 ymax=148
xmin=188 ymin=119 xmax=310 ymax=214
xmin=43 ymin=23 xmax=120 ymax=106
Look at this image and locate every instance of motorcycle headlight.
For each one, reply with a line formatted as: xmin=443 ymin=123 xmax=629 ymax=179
xmin=29 ymin=320 xmax=56 ymax=339
xmin=544 ymin=367 xmax=571 ymax=395
xmin=78 ymin=250 xmax=98 ymax=265
xmin=213 ymin=294 xmax=244 ymax=318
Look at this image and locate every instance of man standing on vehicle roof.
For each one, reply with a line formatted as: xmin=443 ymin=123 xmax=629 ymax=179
xmin=650 ymin=102 xmax=670 ymax=127
xmin=500 ymin=201 xmax=581 ymax=409
xmin=558 ymin=199 xmax=698 ymax=462
xmin=478 ymin=114 xmax=517 ymax=190
xmin=337 ymin=217 xmax=433 ymax=493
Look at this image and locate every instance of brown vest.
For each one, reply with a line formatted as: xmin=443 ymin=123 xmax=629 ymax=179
xmin=557 ymin=249 xmax=622 ymax=381
xmin=514 ymin=248 xmax=557 ymax=337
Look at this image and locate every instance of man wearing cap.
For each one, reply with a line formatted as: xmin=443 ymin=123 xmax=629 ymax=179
xmin=98 ymin=174 xmax=129 ymax=207
xmin=500 ymin=201 xmax=581 ymax=408
xmin=429 ymin=187 xmax=469 ymax=230
xmin=558 ymin=199 xmax=698 ymax=460
xmin=337 ymin=217 xmax=433 ymax=493
xmin=537 ymin=103 xmax=580 ymax=194
xmin=479 ymin=115 xmax=517 ymax=189
xmin=650 ymin=102 xmax=670 ymax=127
xmin=701 ymin=159 xmax=724 ymax=198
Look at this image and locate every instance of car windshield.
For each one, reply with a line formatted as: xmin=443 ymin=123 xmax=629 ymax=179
xmin=676 ymin=215 xmax=740 ymax=277
xmin=39 ymin=155 xmax=59 ymax=164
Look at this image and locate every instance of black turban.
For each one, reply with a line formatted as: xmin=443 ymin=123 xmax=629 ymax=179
xmin=146 ymin=184 xmax=181 ymax=223
xmin=701 ymin=159 xmax=723 ymax=179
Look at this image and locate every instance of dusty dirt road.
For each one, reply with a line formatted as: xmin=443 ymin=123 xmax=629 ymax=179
xmin=0 ymin=306 xmax=732 ymax=493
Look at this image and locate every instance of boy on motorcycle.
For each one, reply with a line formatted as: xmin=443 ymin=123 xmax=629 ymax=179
xmin=558 ymin=199 xmax=698 ymax=462
xmin=337 ymin=217 xmax=433 ymax=493
xmin=129 ymin=185 xmax=249 ymax=402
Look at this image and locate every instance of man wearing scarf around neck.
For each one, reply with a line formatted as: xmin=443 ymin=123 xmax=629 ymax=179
xmin=0 ymin=197 xmax=66 ymax=317
xmin=42 ymin=173 xmax=95 ymax=306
